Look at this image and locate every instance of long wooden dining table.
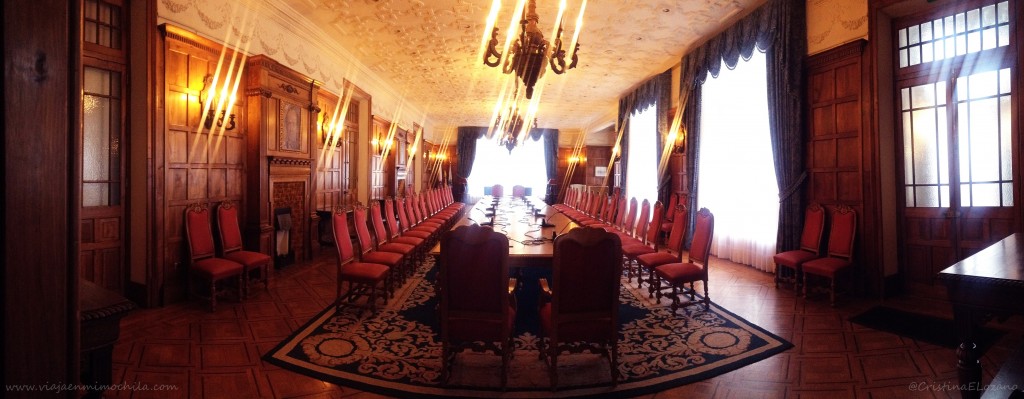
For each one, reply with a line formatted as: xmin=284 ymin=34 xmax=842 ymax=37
xmin=428 ymin=196 xmax=578 ymax=268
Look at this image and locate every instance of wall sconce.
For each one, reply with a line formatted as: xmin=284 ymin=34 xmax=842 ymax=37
xmin=199 ymin=74 xmax=236 ymax=131
xmin=320 ymin=113 xmax=343 ymax=147
xmin=568 ymin=155 xmax=586 ymax=164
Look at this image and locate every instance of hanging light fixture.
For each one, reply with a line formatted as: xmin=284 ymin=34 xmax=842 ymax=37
xmin=494 ymin=101 xmax=537 ymax=154
xmin=483 ymin=0 xmax=583 ymax=99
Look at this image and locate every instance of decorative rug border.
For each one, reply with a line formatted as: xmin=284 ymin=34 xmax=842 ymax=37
xmin=263 ymin=283 xmax=794 ymax=399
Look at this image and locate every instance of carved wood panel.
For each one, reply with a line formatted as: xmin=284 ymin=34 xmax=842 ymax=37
xmin=160 ymin=25 xmax=247 ymax=302
xmin=805 ymin=39 xmax=880 ymax=294
xmin=315 ymin=89 xmax=357 ymax=212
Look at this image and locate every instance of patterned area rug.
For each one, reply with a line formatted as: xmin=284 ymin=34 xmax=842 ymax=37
xmin=264 ymin=260 xmax=793 ymax=398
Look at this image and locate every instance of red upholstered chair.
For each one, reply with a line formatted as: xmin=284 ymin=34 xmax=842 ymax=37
xmin=383 ymin=197 xmax=427 ymax=255
xmin=352 ymin=206 xmax=405 ymax=295
xmin=512 ymin=185 xmax=526 ymax=198
xmin=331 ymin=210 xmax=390 ymax=313
xmin=184 ymin=204 xmax=244 ymax=311
xmin=659 ymin=193 xmax=680 ymax=242
xmin=369 ymin=202 xmax=417 ymax=282
xmin=802 ymin=205 xmax=857 ymax=306
xmin=438 ymin=224 xmax=516 ymax=387
xmin=637 ymin=204 xmax=688 ymax=298
xmin=216 ymin=202 xmax=271 ymax=298
xmin=539 ymin=226 xmax=622 ymax=390
xmin=653 ymin=207 xmax=715 ymax=313
xmin=623 ymin=201 xmax=663 ymax=286
xmin=491 ymin=184 xmax=504 ymax=198
xmin=773 ymin=203 xmax=826 ymax=292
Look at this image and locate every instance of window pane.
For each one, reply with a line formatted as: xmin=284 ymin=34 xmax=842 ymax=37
xmin=971 ymin=183 xmax=1000 ymax=206
xmin=912 ymin=108 xmax=939 ymax=184
xmin=955 ymin=34 xmax=967 ymax=56
xmin=1001 ymin=95 xmax=1012 ymax=180
xmin=938 ymin=107 xmax=949 ymax=184
xmin=998 ymin=1 xmax=1008 ymax=23
xmin=981 ymin=5 xmax=996 ymax=27
xmin=983 ymin=28 xmax=997 ymax=50
xmin=908 ymin=25 xmax=920 ymax=45
xmin=940 ymin=185 xmax=950 ymax=206
xmin=916 ymin=186 xmax=939 ymax=207
xmin=83 ymin=94 xmax=110 ymax=181
xmin=911 ymin=84 xmax=935 ymax=108
xmin=900 ymin=49 xmax=908 ymax=68
xmin=966 ymin=9 xmax=979 ymax=31
xmin=955 ymin=13 xmax=966 ymax=34
xmin=961 ymin=183 xmax=971 ymax=207
xmin=999 ymin=25 xmax=1010 ymax=48
xmin=1002 ymin=183 xmax=1014 ymax=206
xmin=83 ymin=183 xmax=108 ymax=207
xmin=903 ymin=112 xmax=914 ymax=184
xmin=906 ymin=186 xmax=915 ymax=207
xmin=969 ymin=70 xmax=998 ymax=99
xmin=967 ymin=31 xmax=981 ymax=53
xmin=921 ymin=22 xmax=933 ymax=41
xmin=969 ymin=98 xmax=999 ymax=182
xmin=909 ymin=45 xmax=921 ymax=66
xmin=901 ymin=88 xmax=910 ymax=111
xmin=922 ymin=42 xmax=934 ymax=63
xmin=933 ymin=19 xmax=945 ymax=38
xmin=898 ymin=28 xmax=907 ymax=47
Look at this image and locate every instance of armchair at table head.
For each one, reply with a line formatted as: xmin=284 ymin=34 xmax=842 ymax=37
xmin=539 ymin=226 xmax=622 ymax=390
xmin=216 ymin=201 xmax=272 ymax=298
xmin=184 ymin=203 xmax=244 ymax=311
xmin=491 ymin=184 xmax=504 ymax=198
xmin=772 ymin=203 xmax=826 ymax=292
xmin=802 ymin=205 xmax=857 ymax=306
xmin=438 ymin=224 xmax=515 ymax=387
xmin=512 ymin=185 xmax=526 ymax=198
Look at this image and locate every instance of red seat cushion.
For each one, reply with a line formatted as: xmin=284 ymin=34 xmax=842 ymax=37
xmin=378 ymin=242 xmax=415 ymax=255
xmin=622 ymin=244 xmax=656 ymax=258
xmin=403 ymin=230 xmax=432 ymax=239
xmin=392 ymin=236 xmax=424 ymax=246
xmin=636 ymin=251 xmax=679 ymax=268
xmin=339 ymin=262 xmax=389 ymax=284
xmin=192 ymin=257 xmax=244 ymax=279
xmin=222 ymin=250 xmax=271 ymax=268
xmin=801 ymin=257 xmax=852 ymax=278
xmin=654 ymin=262 xmax=705 ymax=284
xmin=362 ymin=251 xmax=403 ymax=266
xmin=773 ymin=249 xmax=818 ymax=268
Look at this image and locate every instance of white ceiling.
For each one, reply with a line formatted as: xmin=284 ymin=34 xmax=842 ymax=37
xmin=278 ymin=0 xmax=763 ymax=143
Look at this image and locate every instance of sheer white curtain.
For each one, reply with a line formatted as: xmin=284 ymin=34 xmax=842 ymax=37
xmin=467 ymin=135 xmax=548 ymax=199
xmin=698 ymin=50 xmax=779 ymax=271
xmin=626 ymin=105 xmax=659 ymax=207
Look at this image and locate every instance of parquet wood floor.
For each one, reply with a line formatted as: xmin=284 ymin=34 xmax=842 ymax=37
xmin=108 ymin=251 xmax=1024 ymax=398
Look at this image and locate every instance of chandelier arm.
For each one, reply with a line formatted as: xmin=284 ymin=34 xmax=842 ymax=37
xmin=568 ymin=42 xmax=580 ymax=69
xmin=483 ymin=27 xmax=503 ymax=67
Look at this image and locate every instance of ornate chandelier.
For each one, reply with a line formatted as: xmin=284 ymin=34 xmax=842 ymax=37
xmin=482 ymin=0 xmax=582 ymax=99
xmin=494 ymin=101 xmax=537 ymax=153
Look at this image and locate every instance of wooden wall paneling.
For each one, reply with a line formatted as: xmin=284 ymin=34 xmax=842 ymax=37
xmin=586 ymin=146 xmax=611 ymax=190
xmin=370 ymin=116 xmax=389 ymax=201
xmin=804 ymin=39 xmax=882 ymax=295
xmin=4 ymin=0 xmax=77 ymax=392
xmin=160 ymin=25 xmax=248 ymax=302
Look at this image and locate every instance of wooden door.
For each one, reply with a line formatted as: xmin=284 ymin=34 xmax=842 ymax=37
xmin=895 ymin=0 xmax=1018 ymax=294
xmin=80 ymin=0 xmax=128 ymax=293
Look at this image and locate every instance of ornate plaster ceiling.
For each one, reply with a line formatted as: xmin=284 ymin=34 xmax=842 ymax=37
xmin=279 ymin=0 xmax=762 ymax=137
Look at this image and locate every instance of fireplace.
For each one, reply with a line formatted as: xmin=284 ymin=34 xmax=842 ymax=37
xmin=271 ymin=179 xmax=307 ymax=265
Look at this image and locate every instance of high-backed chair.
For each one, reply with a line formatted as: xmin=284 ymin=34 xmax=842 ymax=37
xmin=652 ymin=207 xmax=715 ymax=313
xmin=369 ymin=202 xmax=418 ymax=282
xmin=538 ymin=227 xmax=622 ymax=390
xmin=637 ymin=204 xmax=688 ymax=298
xmin=352 ymin=206 xmax=405 ymax=295
xmin=216 ymin=202 xmax=271 ymax=298
xmin=512 ymin=185 xmax=526 ymax=198
xmin=773 ymin=203 xmax=826 ymax=292
xmin=802 ymin=205 xmax=857 ymax=306
xmin=491 ymin=184 xmax=504 ymax=198
xmin=184 ymin=204 xmax=244 ymax=311
xmin=623 ymin=201 xmax=663 ymax=287
xmin=331 ymin=210 xmax=390 ymax=313
xmin=438 ymin=224 xmax=516 ymax=387
xmin=660 ymin=193 xmax=680 ymax=242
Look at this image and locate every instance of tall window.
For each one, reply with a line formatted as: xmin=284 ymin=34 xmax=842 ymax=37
xmin=626 ymin=105 xmax=658 ymax=206
xmin=467 ymin=136 xmax=548 ymax=199
xmin=698 ymin=50 xmax=778 ymax=271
